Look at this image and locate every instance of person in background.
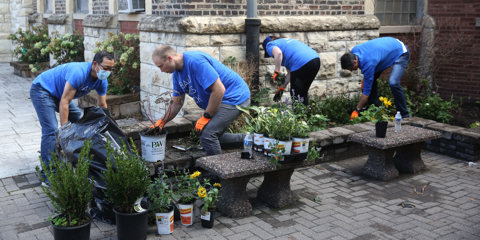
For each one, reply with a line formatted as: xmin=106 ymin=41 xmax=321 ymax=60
xmin=30 ymin=51 xmax=114 ymax=182
xmin=341 ymin=37 xmax=410 ymax=119
xmin=150 ymin=45 xmax=251 ymax=156
xmin=262 ymin=36 xmax=320 ymax=105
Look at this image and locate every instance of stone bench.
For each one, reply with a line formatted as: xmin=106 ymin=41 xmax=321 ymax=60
xmin=348 ymin=125 xmax=442 ymax=181
xmin=195 ymin=151 xmax=313 ymax=218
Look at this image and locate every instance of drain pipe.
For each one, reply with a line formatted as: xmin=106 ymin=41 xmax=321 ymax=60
xmin=245 ymin=0 xmax=260 ymax=92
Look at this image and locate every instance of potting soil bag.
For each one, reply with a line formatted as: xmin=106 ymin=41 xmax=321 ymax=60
xmin=55 ymin=106 xmax=128 ymax=224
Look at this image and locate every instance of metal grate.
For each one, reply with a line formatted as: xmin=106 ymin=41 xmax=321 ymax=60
xmin=374 ymin=0 xmax=417 ymax=26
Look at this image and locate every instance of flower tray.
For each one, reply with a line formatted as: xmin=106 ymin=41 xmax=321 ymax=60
xmin=278 ymin=152 xmax=307 ymax=163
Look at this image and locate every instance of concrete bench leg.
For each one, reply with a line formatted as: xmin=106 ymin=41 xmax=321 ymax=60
xmin=217 ymin=177 xmax=252 ymax=218
xmin=394 ymin=143 xmax=425 ymax=174
xmin=257 ymin=168 xmax=295 ymax=208
xmin=362 ymin=148 xmax=399 ymax=181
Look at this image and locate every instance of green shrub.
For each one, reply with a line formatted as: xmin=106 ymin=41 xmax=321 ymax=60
xmin=417 ymin=93 xmax=458 ymax=123
xmin=36 ymin=140 xmax=94 ymax=227
xmin=8 ymin=25 xmax=50 ymax=66
xmin=309 ymin=95 xmax=357 ymax=125
xmin=103 ymin=138 xmax=150 ymax=213
xmin=94 ymin=32 xmax=140 ymax=95
xmin=42 ymin=31 xmax=84 ymax=67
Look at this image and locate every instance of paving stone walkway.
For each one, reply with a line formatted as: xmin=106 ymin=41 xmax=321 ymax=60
xmin=1 ymin=63 xmax=479 ymax=239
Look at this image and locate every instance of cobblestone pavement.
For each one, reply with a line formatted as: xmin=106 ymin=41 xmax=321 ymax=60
xmin=1 ymin=63 xmax=479 ymax=239
xmin=1 ymin=152 xmax=479 ymax=240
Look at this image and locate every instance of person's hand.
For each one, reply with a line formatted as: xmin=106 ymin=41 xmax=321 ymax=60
xmin=273 ymin=70 xmax=281 ymax=82
xmin=149 ymin=119 xmax=166 ymax=129
xmin=350 ymin=110 xmax=359 ymax=119
xmin=57 ymin=121 xmax=71 ymax=136
xmin=194 ymin=116 xmax=211 ymax=134
xmin=273 ymin=87 xmax=285 ymax=102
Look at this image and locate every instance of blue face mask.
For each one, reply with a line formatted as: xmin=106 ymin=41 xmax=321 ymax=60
xmin=96 ymin=66 xmax=111 ymax=80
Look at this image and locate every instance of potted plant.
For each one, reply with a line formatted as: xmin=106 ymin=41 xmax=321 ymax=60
xmin=147 ymin=171 xmax=174 ymax=235
xmin=266 ymin=108 xmax=296 ymax=155
xmin=173 ymin=170 xmax=201 ymax=226
xmin=292 ymin=119 xmax=310 ymax=154
xmin=238 ymin=105 xmax=269 ymax=152
xmin=8 ymin=25 xmax=50 ymax=77
xmin=198 ymin=181 xmax=221 ymax=228
xmin=36 ymin=140 xmax=94 ymax=240
xmin=103 ymin=139 xmax=150 ymax=240
xmin=359 ymin=96 xmax=394 ymax=138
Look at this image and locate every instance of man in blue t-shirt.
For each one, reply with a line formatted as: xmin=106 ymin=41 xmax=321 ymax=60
xmin=341 ymin=37 xmax=410 ymax=119
xmin=151 ymin=45 xmax=251 ymax=155
xmin=30 ymin=51 xmax=114 ymax=175
xmin=263 ymin=36 xmax=320 ymax=105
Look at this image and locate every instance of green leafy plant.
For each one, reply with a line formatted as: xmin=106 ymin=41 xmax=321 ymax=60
xmin=36 ymin=140 xmax=94 ymax=227
xmin=307 ymin=142 xmax=322 ymax=162
xmin=147 ymin=172 xmax=173 ymax=213
xmin=103 ymin=138 xmax=150 ymax=213
xmin=264 ymin=108 xmax=296 ymax=140
xmin=309 ymin=95 xmax=357 ymax=125
xmin=94 ymin=32 xmax=140 ymax=95
xmin=41 ymin=31 xmax=84 ymax=67
xmin=357 ymin=96 xmax=394 ymax=123
xmin=8 ymin=25 xmax=50 ymax=69
xmin=265 ymin=71 xmax=286 ymax=88
xmin=173 ymin=170 xmax=202 ymax=204
xmin=470 ymin=121 xmax=480 ymax=128
xmin=198 ymin=181 xmax=221 ymax=214
xmin=416 ymin=93 xmax=458 ymax=123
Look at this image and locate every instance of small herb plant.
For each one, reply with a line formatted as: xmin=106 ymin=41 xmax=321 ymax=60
xmin=94 ymin=32 xmax=140 ymax=95
xmin=173 ymin=170 xmax=202 ymax=204
xmin=36 ymin=140 xmax=94 ymax=227
xmin=147 ymin=172 xmax=174 ymax=213
xmin=103 ymin=138 xmax=150 ymax=213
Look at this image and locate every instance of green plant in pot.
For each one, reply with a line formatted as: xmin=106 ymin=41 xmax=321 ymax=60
xmin=358 ymin=96 xmax=394 ymax=138
xmin=36 ymin=140 xmax=94 ymax=240
xmin=173 ymin=170 xmax=201 ymax=226
xmin=147 ymin=171 xmax=175 ymax=235
xmin=198 ymin=181 xmax=221 ymax=228
xmin=8 ymin=25 xmax=50 ymax=75
xmin=103 ymin=138 xmax=150 ymax=240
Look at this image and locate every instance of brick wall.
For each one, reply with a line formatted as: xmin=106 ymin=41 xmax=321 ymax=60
xmin=55 ymin=0 xmax=66 ymax=13
xmin=74 ymin=19 xmax=84 ymax=35
xmin=33 ymin=0 xmax=37 ymax=13
xmin=428 ymin=0 xmax=480 ymax=103
xmin=152 ymin=0 xmax=364 ymax=16
xmin=92 ymin=0 xmax=109 ymax=14
xmin=120 ymin=21 xmax=139 ymax=34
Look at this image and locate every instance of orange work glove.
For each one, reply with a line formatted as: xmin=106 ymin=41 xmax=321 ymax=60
xmin=361 ymin=80 xmax=364 ymax=91
xmin=273 ymin=87 xmax=285 ymax=102
xmin=272 ymin=70 xmax=281 ymax=82
xmin=194 ymin=116 xmax=211 ymax=134
xmin=350 ymin=110 xmax=359 ymax=120
xmin=149 ymin=119 xmax=166 ymax=129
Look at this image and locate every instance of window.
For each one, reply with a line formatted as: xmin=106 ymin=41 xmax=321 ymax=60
xmin=374 ymin=0 xmax=417 ymax=26
xmin=44 ymin=0 xmax=52 ymax=13
xmin=118 ymin=0 xmax=145 ymax=13
xmin=75 ymin=0 xmax=89 ymax=13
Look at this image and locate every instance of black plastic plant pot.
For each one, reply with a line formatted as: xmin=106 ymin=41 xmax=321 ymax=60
xmin=52 ymin=215 xmax=91 ymax=240
xmin=113 ymin=208 xmax=148 ymax=240
xmin=375 ymin=121 xmax=388 ymax=138
xmin=200 ymin=209 xmax=215 ymax=228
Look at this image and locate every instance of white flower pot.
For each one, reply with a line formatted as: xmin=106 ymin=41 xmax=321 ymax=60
xmin=155 ymin=210 xmax=174 ymax=235
xmin=263 ymin=137 xmax=276 ymax=156
xmin=140 ymin=131 xmax=167 ymax=162
xmin=178 ymin=203 xmax=194 ymax=226
xmin=276 ymin=140 xmax=293 ymax=155
xmin=292 ymin=137 xmax=310 ymax=153
xmin=253 ymin=133 xmax=264 ymax=152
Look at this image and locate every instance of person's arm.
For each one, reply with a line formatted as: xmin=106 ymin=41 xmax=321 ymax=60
xmin=97 ymin=94 xmax=107 ymax=108
xmin=272 ymin=46 xmax=283 ymax=72
xmin=205 ymin=78 xmax=225 ymax=116
xmin=161 ymin=94 xmax=185 ymax=123
xmin=59 ymin=82 xmax=77 ymax=126
xmin=282 ymin=69 xmax=291 ymax=89
xmin=356 ymin=94 xmax=369 ymax=110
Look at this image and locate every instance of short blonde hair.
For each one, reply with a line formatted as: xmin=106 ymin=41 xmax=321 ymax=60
xmin=152 ymin=45 xmax=177 ymax=61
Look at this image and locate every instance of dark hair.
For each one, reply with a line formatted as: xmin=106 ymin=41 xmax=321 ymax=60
xmin=340 ymin=53 xmax=356 ymax=69
xmin=93 ymin=51 xmax=113 ymax=64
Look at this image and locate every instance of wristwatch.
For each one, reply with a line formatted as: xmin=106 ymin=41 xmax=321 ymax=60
xmin=203 ymin=112 xmax=212 ymax=119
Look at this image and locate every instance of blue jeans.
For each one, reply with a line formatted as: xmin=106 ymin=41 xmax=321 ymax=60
xmin=368 ymin=51 xmax=410 ymax=118
xmin=30 ymin=83 xmax=83 ymax=168
xmin=200 ymin=99 xmax=250 ymax=156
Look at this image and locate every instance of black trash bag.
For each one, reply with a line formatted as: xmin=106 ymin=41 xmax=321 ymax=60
xmin=55 ymin=106 xmax=129 ymax=224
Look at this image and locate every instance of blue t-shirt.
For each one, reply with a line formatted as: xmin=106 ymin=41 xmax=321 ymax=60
xmin=352 ymin=37 xmax=407 ymax=96
xmin=265 ymin=38 xmax=319 ymax=72
xmin=172 ymin=51 xmax=250 ymax=110
xmin=32 ymin=62 xmax=108 ymax=99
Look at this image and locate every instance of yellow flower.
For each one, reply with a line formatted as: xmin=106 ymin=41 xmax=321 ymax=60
xmin=198 ymin=187 xmax=207 ymax=198
xmin=190 ymin=171 xmax=201 ymax=179
xmin=385 ymin=100 xmax=392 ymax=108
xmin=213 ymin=183 xmax=222 ymax=188
xmin=379 ymin=97 xmax=384 ymax=102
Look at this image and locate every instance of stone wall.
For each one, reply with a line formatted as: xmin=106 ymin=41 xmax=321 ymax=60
xmin=82 ymin=15 xmax=119 ymax=61
xmin=54 ymin=0 xmax=65 ymax=13
xmin=137 ymin=15 xmax=379 ymax=120
xmin=1 ymin=0 xmax=34 ymax=62
xmin=152 ymin=0 xmax=365 ymax=16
